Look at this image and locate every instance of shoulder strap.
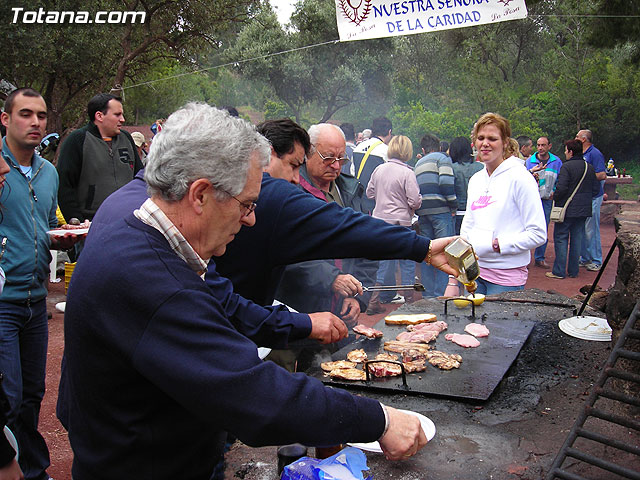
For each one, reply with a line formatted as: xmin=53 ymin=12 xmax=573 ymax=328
xmin=563 ymin=162 xmax=589 ymax=208
xmin=356 ymin=140 xmax=383 ymax=180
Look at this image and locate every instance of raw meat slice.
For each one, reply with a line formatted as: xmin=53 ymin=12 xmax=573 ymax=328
xmin=396 ymin=330 xmax=438 ymax=344
xmin=464 ymin=323 xmax=490 ymax=338
xmin=445 ymin=333 xmax=480 ymax=348
xmin=346 ymin=349 xmax=368 ymax=363
xmin=352 ymin=324 xmax=384 ymax=338
xmin=407 ymin=320 xmax=448 ymax=333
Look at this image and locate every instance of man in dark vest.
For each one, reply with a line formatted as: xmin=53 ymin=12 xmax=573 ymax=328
xmin=57 ymin=93 xmax=142 ymax=224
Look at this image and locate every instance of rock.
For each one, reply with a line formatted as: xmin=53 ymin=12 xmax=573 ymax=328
xmin=606 ymin=206 xmax=640 ymax=398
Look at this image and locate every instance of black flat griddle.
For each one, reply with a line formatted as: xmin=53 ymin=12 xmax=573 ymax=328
xmin=305 ymin=305 xmax=535 ymax=401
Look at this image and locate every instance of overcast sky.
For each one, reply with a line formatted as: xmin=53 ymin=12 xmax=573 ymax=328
xmin=270 ymin=0 xmax=297 ymax=26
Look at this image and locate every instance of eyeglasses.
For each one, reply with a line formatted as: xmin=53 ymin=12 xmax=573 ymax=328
xmin=218 ymin=187 xmax=257 ymax=217
xmin=314 ymin=148 xmax=349 ymax=167
xmin=228 ymin=195 xmax=257 ymax=217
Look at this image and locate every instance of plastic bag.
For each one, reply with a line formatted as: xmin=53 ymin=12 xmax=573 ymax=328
xmin=281 ymin=447 xmax=372 ymax=480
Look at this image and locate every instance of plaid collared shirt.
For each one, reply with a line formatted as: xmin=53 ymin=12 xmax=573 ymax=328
xmin=134 ymin=198 xmax=209 ymax=277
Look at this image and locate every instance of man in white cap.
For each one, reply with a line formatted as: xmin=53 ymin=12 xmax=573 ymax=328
xmin=131 ymin=131 xmax=148 ymax=165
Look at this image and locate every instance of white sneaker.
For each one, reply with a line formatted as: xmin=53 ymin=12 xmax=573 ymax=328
xmin=390 ymin=295 xmax=405 ymax=304
xmin=586 ymin=263 xmax=601 ymax=272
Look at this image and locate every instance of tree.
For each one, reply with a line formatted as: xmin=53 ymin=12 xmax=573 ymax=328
xmin=1 ymin=0 xmax=258 ymax=132
xmin=230 ymin=0 xmax=394 ymax=124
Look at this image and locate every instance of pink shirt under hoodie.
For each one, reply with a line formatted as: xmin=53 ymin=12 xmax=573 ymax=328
xmin=366 ymin=158 xmax=422 ymax=226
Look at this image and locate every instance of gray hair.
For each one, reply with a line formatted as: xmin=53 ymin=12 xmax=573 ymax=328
xmin=308 ymin=123 xmax=345 ymax=154
xmin=145 ymin=103 xmax=270 ymax=201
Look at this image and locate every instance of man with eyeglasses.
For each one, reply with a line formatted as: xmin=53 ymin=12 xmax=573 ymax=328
xmin=61 ymin=104 xmax=434 ymax=479
xmin=274 ymin=123 xmax=376 ymax=343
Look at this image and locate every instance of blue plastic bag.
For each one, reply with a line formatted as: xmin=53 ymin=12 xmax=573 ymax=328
xmin=281 ymin=447 xmax=372 ymax=480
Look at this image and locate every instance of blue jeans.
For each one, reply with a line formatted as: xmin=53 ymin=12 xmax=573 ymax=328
xmin=534 ymin=198 xmax=553 ymax=262
xmin=0 ymin=298 xmax=50 ymax=480
xmin=476 ymin=278 xmax=525 ymax=295
xmin=455 ymin=214 xmax=464 ymax=235
xmin=376 ymin=259 xmax=417 ymax=302
xmin=418 ymin=213 xmax=454 ymax=297
xmin=581 ymin=193 xmax=603 ymax=266
xmin=552 ymin=217 xmax=586 ymax=278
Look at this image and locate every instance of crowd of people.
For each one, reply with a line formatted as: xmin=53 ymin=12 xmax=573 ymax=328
xmin=0 ymin=86 xmax=608 ymax=480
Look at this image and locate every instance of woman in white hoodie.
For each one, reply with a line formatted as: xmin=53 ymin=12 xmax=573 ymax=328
xmin=461 ymin=113 xmax=546 ymax=295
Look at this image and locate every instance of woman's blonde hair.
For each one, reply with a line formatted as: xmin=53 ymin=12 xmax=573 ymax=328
xmin=387 ymin=135 xmax=413 ymax=163
xmin=472 ymin=112 xmax=511 ymax=142
xmin=506 ymin=138 xmax=520 ymax=158
xmin=472 ymin=112 xmax=511 ymax=159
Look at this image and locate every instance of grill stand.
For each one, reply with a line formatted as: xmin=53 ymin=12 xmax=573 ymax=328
xmin=546 ymin=300 xmax=640 ymax=480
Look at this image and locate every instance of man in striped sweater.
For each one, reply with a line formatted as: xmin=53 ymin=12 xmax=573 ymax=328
xmin=415 ymin=133 xmax=457 ymax=297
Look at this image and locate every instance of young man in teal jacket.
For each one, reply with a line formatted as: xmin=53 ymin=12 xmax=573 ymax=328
xmin=0 ymin=88 xmax=78 ymax=480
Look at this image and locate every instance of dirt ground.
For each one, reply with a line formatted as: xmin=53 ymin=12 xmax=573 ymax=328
xmin=38 ymin=220 xmax=621 ymax=479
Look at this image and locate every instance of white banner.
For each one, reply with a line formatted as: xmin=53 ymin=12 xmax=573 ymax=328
xmin=336 ymin=0 xmax=528 ymax=42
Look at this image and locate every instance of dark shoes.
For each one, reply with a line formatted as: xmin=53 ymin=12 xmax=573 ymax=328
xmin=535 ymin=260 xmax=549 ymax=268
xmin=366 ymin=299 xmax=385 ymax=315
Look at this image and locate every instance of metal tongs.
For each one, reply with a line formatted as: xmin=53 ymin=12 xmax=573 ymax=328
xmin=362 ymin=282 xmax=425 ymax=293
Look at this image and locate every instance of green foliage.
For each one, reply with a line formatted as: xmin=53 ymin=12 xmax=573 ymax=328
xmin=1 ymin=0 xmax=258 ymax=132
xmin=263 ymin=100 xmax=292 ymax=119
xmin=390 ymin=102 xmax=476 ymax=156
xmin=229 ymin=0 xmax=394 ymax=123
xmin=123 ymin=60 xmax=221 ymax=124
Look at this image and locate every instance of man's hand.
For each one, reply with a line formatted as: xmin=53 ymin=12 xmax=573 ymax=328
xmin=0 ymin=458 xmax=24 ymax=480
xmin=340 ymin=297 xmax=361 ymax=322
xmin=331 ymin=274 xmax=363 ymax=297
xmin=308 ymin=312 xmax=348 ymax=344
xmin=379 ymin=406 xmax=428 ymax=461
xmin=424 ymin=236 xmax=460 ymax=277
xmin=49 ymin=232 xmax=86 ymax=250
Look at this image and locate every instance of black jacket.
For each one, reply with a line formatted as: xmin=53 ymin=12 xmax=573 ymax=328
xmin=57 ymin=122 xmax=143 ymax=221
xmin=275 ymin=167 xmax=377 ymax=324
xmin=554 ymin=155 xmax=600 ymax=218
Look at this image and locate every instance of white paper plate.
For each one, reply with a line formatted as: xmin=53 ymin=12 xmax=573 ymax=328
xmin=558 ymin=316 xmax=612 ymax=342
xmin=3 ymin=426 xmax=18 ymax=460
xmin=347 ymin=410 xmax=436 ymax=453
xmin=47 ymin=228 xmax=89 ymax=237
xmin=55 ymin=302 xmax=66 ymax=313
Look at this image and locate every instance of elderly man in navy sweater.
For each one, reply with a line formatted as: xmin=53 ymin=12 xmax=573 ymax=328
xmin=60 ymin=104 xmax=465 ymax=479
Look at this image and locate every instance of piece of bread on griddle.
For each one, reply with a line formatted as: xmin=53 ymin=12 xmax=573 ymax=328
xmin=384 ymin=313 xmax=437 ymax=325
